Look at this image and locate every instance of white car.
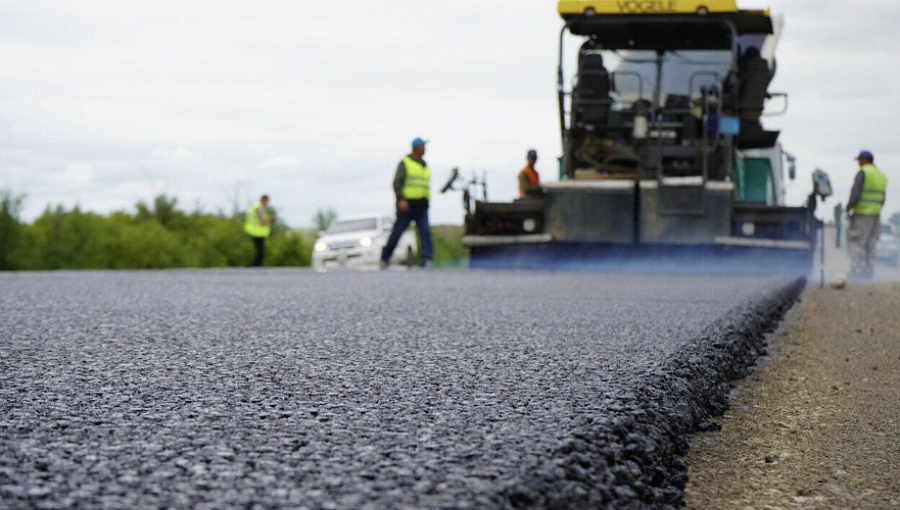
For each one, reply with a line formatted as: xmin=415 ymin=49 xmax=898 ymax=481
xmin=876 ymin=223 xmax=899 ymax=267
xmin=313 ymin=214 xmax=417 ymax=270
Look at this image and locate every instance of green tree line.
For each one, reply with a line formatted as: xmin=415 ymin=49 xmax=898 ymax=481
xmin=0 ymin=191 xmax=466 ymax=271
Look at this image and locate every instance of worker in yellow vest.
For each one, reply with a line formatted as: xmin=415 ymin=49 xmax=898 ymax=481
xmin=244 ymin=194 xmax=274 ymax=267
xmin=380 ymin=137 xmax=434 ymax=269
xmin=846 ymin=150 xmax=887 ymax=279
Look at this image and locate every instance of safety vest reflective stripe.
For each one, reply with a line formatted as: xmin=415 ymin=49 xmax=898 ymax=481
xmin=244 ymin=202 xmax=271 ymax=238
xmin=402 ymin=157 xmax=431 ymax=200
xmin=852 ymin=164 xmax=887 ymax=216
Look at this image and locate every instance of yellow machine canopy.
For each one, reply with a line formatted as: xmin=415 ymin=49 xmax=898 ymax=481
xmin=558 ymin=0 xmax=772 ymax=49
xmin=559 ymin=0 xmax=740 ymax=16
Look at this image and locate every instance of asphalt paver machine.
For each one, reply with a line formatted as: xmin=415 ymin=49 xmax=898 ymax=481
xmin=453 ymin=0 xmax=829 ymax=273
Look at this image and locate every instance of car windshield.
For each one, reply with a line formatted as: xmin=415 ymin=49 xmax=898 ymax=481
xmin=329 ymin=218 xmax=378 ymax=234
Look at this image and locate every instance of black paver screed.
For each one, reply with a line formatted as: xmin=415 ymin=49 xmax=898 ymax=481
xmin=0 ymin=270 xmax=802 ymax=509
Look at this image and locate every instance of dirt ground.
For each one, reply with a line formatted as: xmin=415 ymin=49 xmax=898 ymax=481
xmin=683 ymin=281 xmax=900 ymax=509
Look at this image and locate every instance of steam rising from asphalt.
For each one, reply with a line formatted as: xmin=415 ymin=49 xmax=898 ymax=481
xmin=468 ymin=244 xmax=815 ymax=277
xmin=817 ymin=225 xmax=900 ymax=283
xmin=465 ymin=225 xmax=900 ymax=281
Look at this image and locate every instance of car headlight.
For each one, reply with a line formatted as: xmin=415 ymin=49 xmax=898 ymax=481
xmin=359 ymin=236 xmax=372 ymax=248
xmin=314 ymin=241 xmax=328 ymax=252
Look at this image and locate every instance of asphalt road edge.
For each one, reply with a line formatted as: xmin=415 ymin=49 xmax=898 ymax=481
xmin=495 ymin=277 xmax=806 ymax=510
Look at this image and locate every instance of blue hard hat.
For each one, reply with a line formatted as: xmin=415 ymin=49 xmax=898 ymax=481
xmin=856 ymin=150 xmax=874 ymax=160
xmin=412 ymin=137 xmax=428 ymax=148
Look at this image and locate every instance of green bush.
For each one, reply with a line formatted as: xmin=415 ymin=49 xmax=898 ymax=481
xmin=0 ymin=190 xmax=26 ymax=270
xmin=29 ymin=206 xmax=112 ymax=269
xmin=431 ymin=225 xmax=467 ymax=267
xmin=266 ymin=230 xmax=312 ymax=267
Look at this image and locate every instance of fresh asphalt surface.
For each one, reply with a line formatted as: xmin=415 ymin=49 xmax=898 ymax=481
xmin=0 ymin=269 xmax=801 ymax=509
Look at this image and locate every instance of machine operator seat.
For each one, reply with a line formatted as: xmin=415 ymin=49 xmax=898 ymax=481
xmin=737 ymin=47 xmax=773 ymax=122
xmin=574 ymin=52 xmax=611 ymax=127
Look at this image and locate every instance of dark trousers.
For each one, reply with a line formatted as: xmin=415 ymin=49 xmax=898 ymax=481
xmin=381 ymin=206 xmax=433 ymax=264
xmin=250 ymin=236 xmax=265 ymax=267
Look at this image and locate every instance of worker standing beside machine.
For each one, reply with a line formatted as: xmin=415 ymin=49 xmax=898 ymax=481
xmin=518 ymin=149 xmax=544 ymax=199
xmin=846 ymin=150 xmax=887 ymax=279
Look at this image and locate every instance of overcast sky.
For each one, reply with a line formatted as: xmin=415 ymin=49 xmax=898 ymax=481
xmin=1 ymin=0 xmax=898 ymax=226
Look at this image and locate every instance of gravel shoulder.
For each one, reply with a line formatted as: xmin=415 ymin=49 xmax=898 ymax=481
xmin=684 ymin=282 xmax=900 ymax=509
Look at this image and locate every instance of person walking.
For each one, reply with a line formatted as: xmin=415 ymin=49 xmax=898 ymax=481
xmin=381 ymin=137 xmax=434 ymax=269
xmin=518 ymin=149 xmax=543 ymax=198
xmin=846 ymin=150 xmax=887 ymax=279
xmin=244 ymin=194 xmax=273 ymax=267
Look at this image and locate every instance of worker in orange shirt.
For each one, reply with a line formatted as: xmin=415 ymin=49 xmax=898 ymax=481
xmin=518 ymin=149 xmax=544 ymax=199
